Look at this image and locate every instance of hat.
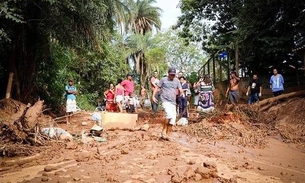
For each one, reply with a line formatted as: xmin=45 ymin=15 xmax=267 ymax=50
xmin=168 ymin=67 xmax=176 ymax=75
xmin=68 ymin=78 xmax=73 ymax=82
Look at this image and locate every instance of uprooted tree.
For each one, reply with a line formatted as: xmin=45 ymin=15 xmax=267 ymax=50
xmin=0 ymin=99 xmax=48 ymax=146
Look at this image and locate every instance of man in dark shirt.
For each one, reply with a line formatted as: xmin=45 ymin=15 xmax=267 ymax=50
xmin=246 ymin=74 xmax=262 ymax=104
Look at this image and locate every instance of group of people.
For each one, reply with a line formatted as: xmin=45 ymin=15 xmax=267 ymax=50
xmin=225 ymin=68 xmax=284 ymax=105
xmin=103 ymin=74 xmax=137 ymax=113
xmin=64 ymin=67 xmax=285 ymax=140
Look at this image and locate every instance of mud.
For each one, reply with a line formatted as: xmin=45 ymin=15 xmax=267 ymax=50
xmin=0 ymin=97 xmax=305 ymax=183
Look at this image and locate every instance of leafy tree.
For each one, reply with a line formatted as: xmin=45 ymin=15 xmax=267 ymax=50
xmin=0 ymin=0 xmax=124 ymax=104
xmin=177 ymin=0 xmax=305 ymax=76
xmin=156 ymin=30 xmax=206 ymax=75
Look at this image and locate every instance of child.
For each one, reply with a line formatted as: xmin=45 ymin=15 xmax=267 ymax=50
xmin=126 ymin=92 xmax=137 ymax=113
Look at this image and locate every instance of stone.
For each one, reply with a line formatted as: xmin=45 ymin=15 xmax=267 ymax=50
xmin=41 ymin=176 xmax=50 ymax=182
xmin=141 ymin=124 xmax=150 ymax=131
xmin=194 ymin=166 xmax=212 ymax=179
xmin=194 ymin=173 xmax=202 ymax=181
xmin=171 ymin=173 xmax=185 ymax=183
xmin=187 ymin=160 xmax=196 ymax=165
xmin=65 ymin=142 xmax=77 ymax=149
xmin=184 ymin=167 xmax=195 ymax=179
xmin=44 ymin=166 xmax=57 ymax=172
xmin=73 ymin=177 xmax=81 ymax=181
xmin=203 ymin=161 xmax=217 ymax=170
xmin=121 ymin=148 xmax=129 ymax=155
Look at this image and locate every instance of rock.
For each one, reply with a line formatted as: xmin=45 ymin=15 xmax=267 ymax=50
xmin=121 ymin=148 xmax=129 ymax=154
xmin=171 ymin=173 xmax=185 ymax=183
xmin=203 ymin=161 xmax=217 ymax=170
xmin=65 ymin=142 xmax=77 ymax=149
xmin=76 ymin=150 xmax=92 ymax=162
xmin=141 ymin=124 xmax=150 ymax=131
xmin=187 ymin=160 xmax=196 ymax=165
xmin=194 ymin=166 xmax=212 ymax=179
xmin=81 ymin=122 xmax=88 ymax=126
xmin=194 ymin=173 xmax=202 ymax=181
xmin=41 ymin=176 xmax=50 ymax=182
xmin=73 ymin=177 xmax=81 ymax=181
xmin=144 ymin=178 xmax=156 ymax=183
xmin=184 ymin=167 xmax=195 ymax=179
xmin=44 ymin=166 xmax=57 ymax=172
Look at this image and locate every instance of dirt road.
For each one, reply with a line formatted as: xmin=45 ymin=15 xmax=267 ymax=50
xmin=1 ymin=114 xmax=305 ymax=183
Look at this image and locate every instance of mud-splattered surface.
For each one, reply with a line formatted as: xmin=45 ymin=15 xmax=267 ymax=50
xmin=0 ymin=97 xmax=305 ymax=183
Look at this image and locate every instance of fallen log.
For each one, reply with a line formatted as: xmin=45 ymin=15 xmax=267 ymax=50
xmin=254 ymin=90 xmax=305 ymax=111
xmin=0 ymin=100 xmax=47 ymax=146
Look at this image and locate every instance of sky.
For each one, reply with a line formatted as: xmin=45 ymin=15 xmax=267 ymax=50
xmin=154 ymin=0 xmax=181 ymax=30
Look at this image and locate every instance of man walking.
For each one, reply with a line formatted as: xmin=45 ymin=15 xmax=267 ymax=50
xmin=270 ymin=68 xmax=284 ymax=96
xmin=65 ymin=78 xmax=77 ymax=124
xmin=152 ymin=67 xmax=184 ymax=140
xmin=246 ymin=74 xmax=262 ymax=104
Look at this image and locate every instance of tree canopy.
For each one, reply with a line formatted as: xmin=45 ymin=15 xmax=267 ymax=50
xmin=177 ymin=0 xmax=305 ymax=75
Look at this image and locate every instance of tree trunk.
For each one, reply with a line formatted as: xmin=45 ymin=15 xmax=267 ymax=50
xmin=255 ymin=91 xmax=305 ymax=111
xmin=235 ymin=41 xmax=239 ymax=75
xmin=5 ymin=73 xmax=14 ymax=99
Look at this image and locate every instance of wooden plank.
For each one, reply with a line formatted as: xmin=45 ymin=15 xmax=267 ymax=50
xmin=101 ymin=112 xmax=138 ymax=130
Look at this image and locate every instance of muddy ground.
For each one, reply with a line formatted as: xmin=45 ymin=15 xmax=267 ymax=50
xmin=0 ymin=97 xmax=305 ymax=183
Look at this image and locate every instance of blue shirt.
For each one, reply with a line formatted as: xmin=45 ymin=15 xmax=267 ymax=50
xmin=270 ymin=74 xmax=284 ymax=92
xmin=65 ymin=85 xmax=76 ymax=100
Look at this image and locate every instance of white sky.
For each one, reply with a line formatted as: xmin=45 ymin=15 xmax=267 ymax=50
xmin=154 ymin=0 xmax=181 ymax=30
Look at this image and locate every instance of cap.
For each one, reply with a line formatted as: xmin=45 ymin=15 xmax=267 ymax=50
xmin=168 ymin=67 xmax=176 ymax=75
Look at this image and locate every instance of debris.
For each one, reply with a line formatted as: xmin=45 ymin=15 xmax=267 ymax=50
xmin=141 ymin=124 xmax=150 ymax=131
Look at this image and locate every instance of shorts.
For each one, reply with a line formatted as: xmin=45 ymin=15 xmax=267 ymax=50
xmin=229 ymin=90 xmax=239 ymax=103
xmin=66 ymin=99 xmax=77 ymax=113
xmin=162 ymin=102 xmax=177 ymax=125
xmin=194 ymin=95 xmax=199 ymax=106
xmin=115 ymin=95 xmax=124 ymax=103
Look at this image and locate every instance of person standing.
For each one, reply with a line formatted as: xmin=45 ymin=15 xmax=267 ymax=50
xmin=270 ymin=68 xmax=284 ymax=96
xmin=65 ymin=78 xmax=77 ymax=124
xmin=193 ymin=77 xmax=202 ymax=109
xmin=139 ymin=85 xmax=148 ymax=109
xmin=197 ymin=75 xmax=215 ymax=112
xmin=104 ymin=83 xmax=116 ymax=112
xmin=121 ymin=73 xmax=135 ymax=108
xmin=150 ymin=71 xmax=160 ymax=113
xmin=114 ymin=79 xmax=125 ymax=112
xmin=152 ymin=67 xmax=184 ymax=140
xmin=246 ymin=74 xmax=262 ymax=104
xmin=226 ymin=71 xmax=240 ymax=105
xmin=178 ymin=76 xmax=189 ymax=118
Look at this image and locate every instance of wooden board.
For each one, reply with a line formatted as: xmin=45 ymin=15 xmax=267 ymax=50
xmin=101 ymin=112 xmax=138 ymax=130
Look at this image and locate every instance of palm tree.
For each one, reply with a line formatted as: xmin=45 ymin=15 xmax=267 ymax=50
xmin=125 ymin=0 xmax=162 ymax=35
xmin=122 ymin=0 xmax=162 ymax=86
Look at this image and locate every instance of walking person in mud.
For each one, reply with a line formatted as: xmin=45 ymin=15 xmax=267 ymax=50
xmin=65 ymin=78 xmax=78 ymax=124
xmin=152 ymin=67 xmax=184 ymax=140
xmin=225 ymin=71 xmax=240 ymax=105
xmin=246 ymin=74 xmax=262 ymax=104
xmin=270 ymin=68 xmax=284 ymax=96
